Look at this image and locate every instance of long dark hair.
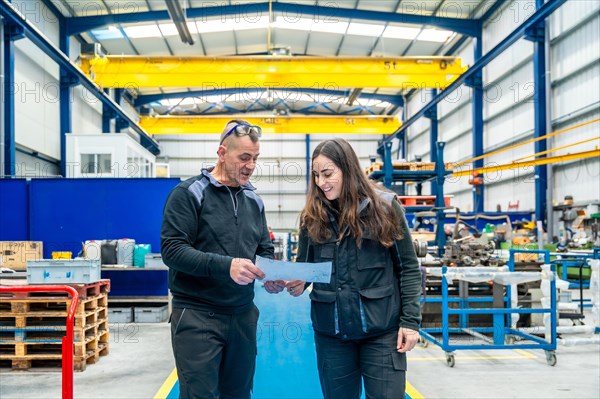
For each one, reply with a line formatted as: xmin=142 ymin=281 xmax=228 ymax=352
xmin=300 ymin=138 xmax=402 ymax=248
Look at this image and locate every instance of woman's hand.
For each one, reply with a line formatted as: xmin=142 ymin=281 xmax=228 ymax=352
xmin=285 ymin=280 xmax=306 ymax=297
xmin=397 ymin=327 xmax=419 ymax=352
xmin=264 ymin=280 xmax=286 ymax=294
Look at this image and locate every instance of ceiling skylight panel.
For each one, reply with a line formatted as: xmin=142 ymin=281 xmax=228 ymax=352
xmin=233 ymin=16 xmax=270 ymax=31
xmin=195 ymin=19 xmax=232 ymax=34
xmin=91 ymin=26 xmax=123 ymax=40
xmin=417 ymin=29 xmax=454 ymax=42
xmin=311 ymin=20 xmax=348 ymax=34
xmin=272 ymin=17 xmax=313 ymax=31
xmin=158 ymin=23 xmax=179 ymax=36
xmin=125 ymin=24 xmax=162 ymax=38
xmin=346 ymin=22 xmax=385 ymax=37
xmin=382 ymin=26 xmax=420 ymax=40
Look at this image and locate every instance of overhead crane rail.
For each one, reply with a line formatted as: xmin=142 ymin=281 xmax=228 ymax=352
xmin=140 ymin=115 xmax=400 ymax=135
xmin=79 ymin=56 xmax=466 ymax=89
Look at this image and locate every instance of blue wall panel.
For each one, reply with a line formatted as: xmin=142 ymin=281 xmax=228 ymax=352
xmin=101 ymin=269 xmax=168 ymax=296
xmin=28 ymin=178 xmax=179 ymax=258
xmin=0 ymin=179 xmax=28 ymax=240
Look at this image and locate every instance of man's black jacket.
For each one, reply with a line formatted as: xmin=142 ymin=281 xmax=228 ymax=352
xmin=161 ymin=169 xmax=274 ymax=314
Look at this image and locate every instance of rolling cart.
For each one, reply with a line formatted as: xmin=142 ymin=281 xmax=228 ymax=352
xmin=420 ymin=249 xmax=557 ymax=367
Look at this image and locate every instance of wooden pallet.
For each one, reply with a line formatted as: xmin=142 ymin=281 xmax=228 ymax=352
xmin=0 ymin=286 xmax=110 ymax=372
xmin=366 ymin=161 xmax=456 ymax=175
xmin=0 ymin=280 xmax=110 ymax=301
xmin=0 ymin=328 xmax=109 ymax=358
xmin=1 ymin=304 xmax=108 ymax=329
xmin=0 ymin=292 xmax=108 ymax=314
xmin=0 ymin=318 xmax=109 ymax=343
xmin=365 ymin=162 xmax=413 ymax=175
xmin=0 ymin=340 xmax=109 ymax=371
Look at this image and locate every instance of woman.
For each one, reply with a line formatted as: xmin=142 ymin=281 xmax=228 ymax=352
xmin=286 ymin=138 xmax=421 ymax=399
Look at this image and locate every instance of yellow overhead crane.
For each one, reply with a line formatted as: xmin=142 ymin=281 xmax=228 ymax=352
xmin=80 ymin=56 xmax=466 ymax=89
xmin=140 ymin=115 xmax=400 ymax=135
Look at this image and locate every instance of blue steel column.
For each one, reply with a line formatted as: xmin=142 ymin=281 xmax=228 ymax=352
xmin=102 ymin=88 xmax=114 ymax=132
xmin=425 ymin=89 xmax=439 ymax=196
xmin=527 ymin=0 xmax=548 ymax=225
xmin=114 ymin=88 xmax=129 ymax=132
xmin=398 ymin=133 xmax=406 ymax=195
xmin=398 ymin=103 xmax=407 ymax=195
xmin=305 ymin=134 xmax=311 ymax=192
xmin=2 ymin=21 xmax=18 ymax=176
xmin=59 ymin=19 xmax=74 ymax=178
xmin=383 ymin=141 xmax=393 ymax=189
xmin=434 ymin=141 xmax=447 ymax=256
xmin=466 ymin=35 xmax=484 ymax=212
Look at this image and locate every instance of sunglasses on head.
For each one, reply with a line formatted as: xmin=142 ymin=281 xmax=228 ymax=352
xmin=220 ymin=124 xmax=262 ymax=145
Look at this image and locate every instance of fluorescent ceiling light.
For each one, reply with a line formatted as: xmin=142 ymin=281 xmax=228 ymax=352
xmin=417 ymin=28 xmax=454 ymax=42
xmin=346 ymin=22 xmax=385 ymax=37
xmin=382 ymin=26 xmax=420 ymax=40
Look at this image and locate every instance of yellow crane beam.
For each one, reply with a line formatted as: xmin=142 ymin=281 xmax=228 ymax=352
xmin=452 ymin=149 xmax=600 ymax=177
xmin=140 ymin=115 xmax=400 ymax=135
xmin=80 ymin=56 xmax=466 ymax=89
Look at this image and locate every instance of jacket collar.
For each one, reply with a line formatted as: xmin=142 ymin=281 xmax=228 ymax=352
xmin=201 ymin=167 xmax=257 ymax=191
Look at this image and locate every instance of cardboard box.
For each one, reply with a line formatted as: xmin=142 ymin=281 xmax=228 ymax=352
xmin=0 ymin=241 xmax=43 ymax=270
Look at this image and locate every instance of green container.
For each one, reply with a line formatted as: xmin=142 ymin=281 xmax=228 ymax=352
xmin=133 ymin=244 xmax=152 ymax=267
xmin=556 ymin=264 xmax=592 ymax=280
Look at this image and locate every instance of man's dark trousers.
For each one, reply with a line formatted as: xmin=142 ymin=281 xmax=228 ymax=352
xmin=171 ymin=305 xmax=259 ymax=399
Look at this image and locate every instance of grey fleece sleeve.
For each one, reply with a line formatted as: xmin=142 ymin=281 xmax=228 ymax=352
xmin=160 ymin=186 xmax=232 ymax=279
xmin=391 ymin=200 xmax=422 ymax=331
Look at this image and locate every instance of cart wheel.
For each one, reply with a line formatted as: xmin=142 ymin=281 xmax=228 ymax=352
xmin=445 ymin=353 xmax=455 ymax=368
xmin=419 ymin=337 xmax=429 ymax=348
xmin=546 ymin=352 xmax=557 ymax=366
xmin=505 ymin=335 xmax=516 ymax=345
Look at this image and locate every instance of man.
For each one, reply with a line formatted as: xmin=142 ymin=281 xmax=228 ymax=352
xmin=161 ymin=119 xmax=284 ymax=399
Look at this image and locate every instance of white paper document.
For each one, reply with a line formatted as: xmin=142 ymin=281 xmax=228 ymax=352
xmin=256 ymin=255 xmax=332 ymax=283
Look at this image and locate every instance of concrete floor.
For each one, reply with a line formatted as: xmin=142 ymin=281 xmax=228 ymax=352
xmin=1 ymin=287 xmax=599 ymax=399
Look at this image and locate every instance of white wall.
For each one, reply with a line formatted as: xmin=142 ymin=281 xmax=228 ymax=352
xmin=10 ymin=1 xmax=105 ymax=177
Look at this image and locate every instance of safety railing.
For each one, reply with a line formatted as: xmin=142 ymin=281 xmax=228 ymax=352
xmin=0 ymin=285 xmax=79 ymax=399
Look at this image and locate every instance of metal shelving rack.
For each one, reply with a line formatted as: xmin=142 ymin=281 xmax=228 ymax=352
xmin=370 ymin=141 xmax=453 ymax=256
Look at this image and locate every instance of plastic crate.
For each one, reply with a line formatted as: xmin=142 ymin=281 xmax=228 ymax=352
xmin=26 ymin=259 xmax=101 ymax=284
xmin=134 ymin=305 xmax=169 ymax=323
xmin=108 ymin=307 xmax=133 ymax=323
